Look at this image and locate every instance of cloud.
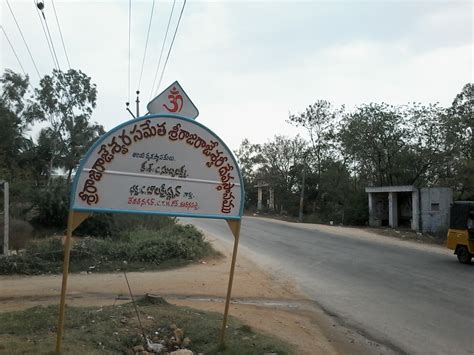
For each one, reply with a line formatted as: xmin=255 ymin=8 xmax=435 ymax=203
xmin=1 ymin=0 xmax=472 ymax=151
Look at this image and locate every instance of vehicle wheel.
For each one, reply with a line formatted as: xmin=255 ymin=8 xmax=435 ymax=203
xmin=457 ymin=246 xmax=472 ymax=264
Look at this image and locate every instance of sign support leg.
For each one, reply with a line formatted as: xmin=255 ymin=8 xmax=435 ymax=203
xmin=220 ymin=219 xmax=241 ymax=346
xmin=55 ymin=211 xmax=90 ymax=353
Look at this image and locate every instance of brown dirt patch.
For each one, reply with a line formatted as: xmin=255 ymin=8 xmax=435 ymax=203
xmin=0 ymin=233 xmax=392 ymax=354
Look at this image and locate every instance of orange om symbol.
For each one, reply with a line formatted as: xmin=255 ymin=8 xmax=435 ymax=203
xmin=163 ymin=87 xmax=183 ymax=113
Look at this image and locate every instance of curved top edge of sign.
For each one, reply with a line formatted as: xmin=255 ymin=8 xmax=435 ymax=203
xmin=70 ymin=113 xmax=245 ymax=219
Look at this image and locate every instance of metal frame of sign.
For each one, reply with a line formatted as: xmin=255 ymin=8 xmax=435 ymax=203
xmin=55 ymin=114 xmax=244 ymax=352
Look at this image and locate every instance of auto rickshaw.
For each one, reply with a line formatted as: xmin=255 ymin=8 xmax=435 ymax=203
xmin=446 ymin=201 xmax=474 ymax=264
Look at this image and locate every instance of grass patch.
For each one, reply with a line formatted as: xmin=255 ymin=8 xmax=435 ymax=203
xmin=0 ymin=224 xmax=219 ymax=275
xmin=0 ymin=298 xmax=291 ymax=354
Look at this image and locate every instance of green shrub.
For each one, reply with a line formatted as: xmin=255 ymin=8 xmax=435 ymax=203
xmin=74 ymin=213 xmax=116 ymax=237
xmin=0 ymin=218 xmax=34 ymax=251
xmin=25 ymin=237 xmax=63 ymax=261
xmin=31 ymin=178 xmax=69 ymax=228
xmin=75 ymin=214 xmax=176 ymax=239
xmin=0 ymin=223 xmax=215 ymax=275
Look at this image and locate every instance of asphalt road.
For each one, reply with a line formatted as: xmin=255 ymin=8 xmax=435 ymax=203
xmin=180 ymin=216 xmax=474 ymax=355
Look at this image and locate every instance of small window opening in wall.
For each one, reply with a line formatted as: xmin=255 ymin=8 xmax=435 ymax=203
xmin=431 ymin=203 xmax=440 ymax=212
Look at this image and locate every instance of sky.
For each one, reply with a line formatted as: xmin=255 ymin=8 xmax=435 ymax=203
xmin=1 ymin=0 xmax=473 ymax=150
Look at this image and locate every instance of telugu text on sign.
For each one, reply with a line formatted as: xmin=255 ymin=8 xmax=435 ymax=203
xmin=71 ymin=114 xmax=243 ymax=219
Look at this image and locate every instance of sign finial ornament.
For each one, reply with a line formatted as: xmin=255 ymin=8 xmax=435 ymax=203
xmin=147 ymin=81 xmax=199 ymax=120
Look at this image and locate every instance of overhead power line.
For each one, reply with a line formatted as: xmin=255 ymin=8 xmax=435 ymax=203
xmin=128 ymin=0 xmax=132 ymax=103
xmin=5 ymin=0 xmax=41 ymax=79
xmin=39 ymin=2 xmax=62 ymax=71
xmin=149 ymin=0 xmax=176 ymax=100
xmin=137 ymin=0 xmax=156 ymax=92
xmin=34 ymin=0 xmax=59 ymax=71
xmin=1 ymin=25 xmax=27 ymax=77
xmin=156 ymin=0 xmax=187 ymax=94
xmin=51 ymin=0 xmax=71 ymax=70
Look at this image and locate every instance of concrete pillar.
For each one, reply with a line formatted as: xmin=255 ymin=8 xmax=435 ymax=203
xmin=257 ymin=186 xmax=263 ymax=211
xmin=368 ymin=192 xmax=376 ymax=227
xmin=2 ymin=182 xmax=8 ymax=256
xmin=269 ymin=188 xmax=275 ymax=211
xmin=411 ymin=190 xmax=420 ymax=231
xmin=389 ymin=192 xmax=398 ymax=228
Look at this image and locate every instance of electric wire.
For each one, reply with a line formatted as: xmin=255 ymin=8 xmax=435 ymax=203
xmin=137 ymin=0 xmax=156 ymax=92
xmin=40 ymin=4 xmax=62 ymax=71
xmin=34 ymin=0 xmax=57 ymax=70
xmin=128 ymin=0 xmax=132 ymax=103
xmin=156 ymin=0 xmax=186 ymax=94
xmin=34 ymin=0 xmax=59 ymax=71
xmin=51 ymin=0 xmax=71 ymax=70
xmin=149 ymin=0 xmax=176 ymax=100
xmin=1 ymin=25 xmax=27 ymax=77
xmin=123 ymin=271 xmax=148 ymax=342
xmin=5 ymin=0 xmax=41 ymax=79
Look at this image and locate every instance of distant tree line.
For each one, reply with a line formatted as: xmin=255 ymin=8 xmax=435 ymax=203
xmin=1 ymin=68 xmax=472 ymax=228
xmin=0 ymin=69 xmax=103 ymax=228
xmin=236 ymin=83 xmax=473 ymax=225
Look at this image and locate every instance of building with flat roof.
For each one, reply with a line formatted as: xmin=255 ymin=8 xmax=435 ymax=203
xmin=365 ymin=186 xmax=452 ymax=233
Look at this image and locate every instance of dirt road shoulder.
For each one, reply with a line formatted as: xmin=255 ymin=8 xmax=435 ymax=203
xmin=0 ymin=233 xmax=393 ymax=354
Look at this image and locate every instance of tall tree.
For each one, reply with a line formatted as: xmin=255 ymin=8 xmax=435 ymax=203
xmin=288 ymin=100 xmax=343 ymax=180
xmin=442 ymin=83 xmax=474 ymax=198
xmin=32 ymin=69 xmax=104 ymax=184
xmin=234 ymin=139 xmax=264 ymax=208
xmin=403 ymin=103 xmax=446 ymax=185
xmin=258 ymin=135 xmax=308 ymax=212
xmin=339 ymin=103 xmax=415 ymax=186
xmin=0 ymin=69 xmax=30 ymax=117
xmin=234 ymin=138 xmax=263 ymax=186
xmin=0 ymin=70 xmax=35 ymax=179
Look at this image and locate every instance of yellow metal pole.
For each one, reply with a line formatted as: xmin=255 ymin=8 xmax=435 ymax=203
xmin=55 ymin=211 xmax=74 ymax=353
xmin=55 ymin=211 xmax=90 ymax=353
xmin=220 ymin=219 xmax=241 ymax=345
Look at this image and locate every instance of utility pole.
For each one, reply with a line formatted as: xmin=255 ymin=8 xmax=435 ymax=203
xmin=298 ymin=166 xmax=305 ymax=223
xmin=125 ymin=91 xmax=141 ymax=119
xmin=135 ymin=90 xmax=140 ymax=117
xmin=299 ymin=151 xmax=309 ymax=223
xmin=1 ymin=181 xmax=9 ymax=256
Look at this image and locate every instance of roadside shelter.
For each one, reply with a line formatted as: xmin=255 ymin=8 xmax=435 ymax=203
xmin=365 ymin=185 xmax=452 ymax=233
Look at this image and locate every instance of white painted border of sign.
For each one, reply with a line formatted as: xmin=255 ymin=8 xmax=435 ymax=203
xmin=55 ymin=114 xmax=245 ymax=352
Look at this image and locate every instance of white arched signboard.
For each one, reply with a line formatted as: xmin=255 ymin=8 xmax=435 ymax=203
xmin=72 ymin=114 xmax=243 ymax=219
xmin=56 ymin=114 xmax=244 ymax=352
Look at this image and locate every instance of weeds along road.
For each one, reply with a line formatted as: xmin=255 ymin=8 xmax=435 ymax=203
xmin=180 ymin=216 xmax=474 ymax=355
